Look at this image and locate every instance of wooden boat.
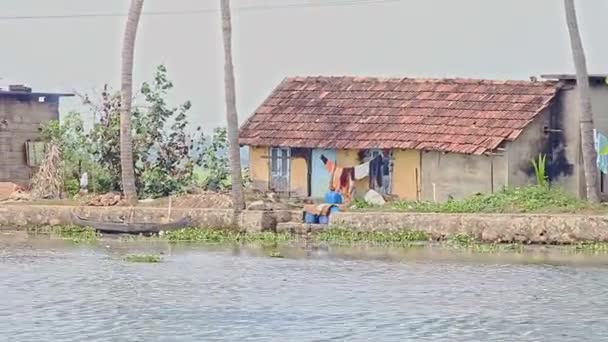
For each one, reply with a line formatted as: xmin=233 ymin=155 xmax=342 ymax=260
xmin=71 ymin=214 xmax=191 ymax=234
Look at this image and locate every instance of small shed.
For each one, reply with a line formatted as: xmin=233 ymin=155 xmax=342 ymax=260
xmin=0 ymin=85 xmax=73 ymax=185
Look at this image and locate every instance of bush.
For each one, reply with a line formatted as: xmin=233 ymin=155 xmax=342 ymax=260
xmin=40 ymin=65 xmax=230 ymax=199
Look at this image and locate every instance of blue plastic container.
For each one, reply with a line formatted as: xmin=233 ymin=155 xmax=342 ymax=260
xmin=318 ymin=215 xmax=329 ymax=225
xmin=329 ymin=206 xmax=340 ymax=214
xmin=324 ymin=191 xmax=343 ymax=205
xmin=304 ymin=212 xmax=319 ymax=224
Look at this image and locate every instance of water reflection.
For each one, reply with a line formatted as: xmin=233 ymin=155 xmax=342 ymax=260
xmin=2 ymin=233 xmax=608 ymax=341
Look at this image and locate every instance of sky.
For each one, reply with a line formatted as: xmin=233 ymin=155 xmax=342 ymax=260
xmin=0 ymin=0 xmax=607 ymax=131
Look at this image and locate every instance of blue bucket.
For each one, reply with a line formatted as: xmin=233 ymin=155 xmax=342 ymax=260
xmin=318 ymin=215 xmax=329 ymax=225
xmin=304 ymin=212 xmax=319 ymax=224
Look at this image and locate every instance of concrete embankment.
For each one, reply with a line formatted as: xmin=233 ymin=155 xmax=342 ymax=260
xmin=330 ymin=212 xmax=608 ymax=244
xmin=0 ymin=205 xmax=297 ymax=233
xmin=2 ymin=205 xmax=608 ymax=244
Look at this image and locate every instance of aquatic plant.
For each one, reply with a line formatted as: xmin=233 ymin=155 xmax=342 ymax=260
xmin=164 ymin=228 xmax=292 ymax=243
xmin=52 ymin=225 xmax=98 ymax=244
xmin=445 ymin=233 xmax=523 ymax=253
xmin=267 ymin=251 xmax=284 ymax=258
xmin=317 ymin=227 xmax=429 ymax=245
xmin=124 ymin=254 xmax=162 ymax=263
xmin=573 ymin=242 xmax=608 ymax=253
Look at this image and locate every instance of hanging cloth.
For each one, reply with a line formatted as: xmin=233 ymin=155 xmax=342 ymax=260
xmin=354 ymin=161 xmax=370 ymax=180
xmin=368 ymin=155 xmax=383 ymax=189
xmin=320 ymin=154 xmax=355 ymax=201
xmin=594 ymin=129 xmax=608 ymax=174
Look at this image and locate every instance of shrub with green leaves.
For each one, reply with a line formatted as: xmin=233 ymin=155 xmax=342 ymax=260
xmin=40 ymin=65 xmax=230 ymax=199
xmin=531 ymin=154 xmax=548 ymax=188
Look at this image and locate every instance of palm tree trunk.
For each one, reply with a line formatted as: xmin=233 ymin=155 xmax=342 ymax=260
xmin=120 ymin=0 xmax=144 ymax=205
xmin=220 ymin=0 xmax=246 ymax=212
xmin=564 ymin=0 xmax=600 ymax=202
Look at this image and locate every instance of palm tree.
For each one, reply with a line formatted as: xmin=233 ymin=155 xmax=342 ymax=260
xmin=120 ymin=0 xmax=144 ymax=205
xmin=220 ymin=0 xmax=246 ymax=212
xmin=564 ymin=0 xmax=600 ymax=202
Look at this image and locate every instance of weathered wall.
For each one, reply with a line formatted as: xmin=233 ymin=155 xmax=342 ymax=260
xmin=555 ymin=81 xmax=608 ymax=198
xmin=0 ymin=96 xmax=59 ymax=185
xmin=331 ymin=211 xmax=608 ymax=244
xmin=249 ymin=146 xmax=269 ymax=191
xmin=505 ymin=110 xmax=551 ymax=187
xmin=545 ymin=89 xmax=580 ymax=197
xmin=392 ymin=149 xmax=420 ymax=200
xmin=421 ymin=152 xmax=506 ymax=202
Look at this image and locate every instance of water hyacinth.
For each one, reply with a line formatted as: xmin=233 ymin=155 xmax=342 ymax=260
xmin=316 ymin=227 xmax=429 ymax=245
xmin=164 ymin=228 xmax=292 ymax=243
xmin=124 ymin=254 xmax=162 ymax=263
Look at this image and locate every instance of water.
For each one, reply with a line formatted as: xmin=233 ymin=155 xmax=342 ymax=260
xmin=3 ymin=233 xmax=608 ymax=341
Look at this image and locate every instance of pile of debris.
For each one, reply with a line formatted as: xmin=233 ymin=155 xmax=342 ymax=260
xmin=87 ymin=192 xmax=124 ymax=206
xmin=0 ymin=182 xmax=31 ymax=202
xmin=138 ymin=192 xmax=233 ymax=209
xmin=171 ymin=192 xmax=233 ymax=208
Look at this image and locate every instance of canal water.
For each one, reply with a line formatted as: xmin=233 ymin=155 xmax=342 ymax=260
xmin=3 ymin=233 xmax=608 ymax=341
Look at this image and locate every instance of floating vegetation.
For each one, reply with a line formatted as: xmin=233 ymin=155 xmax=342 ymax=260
xmin=572 ymin=242 xmax=608 ymax=253
xmin=316 ymin=227 xmax=429 ymax=245
xmin=164 ymin=228 xmax=292 ymax=244
xmin=267 ymin=251 xmax=284 ymax=258
xmin=445 ymin=233 xmax=523 ymax=253
xmin=124 ymin=254 xmax=162 ymax=263
xmin=52 ymin=225 xmax=98 ymax=244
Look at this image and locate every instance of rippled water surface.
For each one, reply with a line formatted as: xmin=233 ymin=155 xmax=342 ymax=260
xmin=3 ymin=234 xmax=608 ymax=341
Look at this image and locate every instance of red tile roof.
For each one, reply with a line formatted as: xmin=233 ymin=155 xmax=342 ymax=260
xmin=239 ymin=76 xmax=560 ymax=154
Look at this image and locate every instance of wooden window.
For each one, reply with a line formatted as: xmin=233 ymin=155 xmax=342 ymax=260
xmin=269 ymin=147 xmax=290 ymax=192
xmin=25 ymin=141 xmax=46 ymax=167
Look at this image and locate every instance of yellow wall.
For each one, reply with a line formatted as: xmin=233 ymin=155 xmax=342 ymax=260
xmin=392 ymin=149 xmax=420 ymax=200
xmin=249 ymin=147 xmax=420 ymax=199
xmin=249 ymin=146 xmax=269 ymax=191
xmin=290 ymin=157 xmax=308 ymax=196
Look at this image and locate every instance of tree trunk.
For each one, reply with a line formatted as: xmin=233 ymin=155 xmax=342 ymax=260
xmin=564 ymin=0 xmax=600 ymax=202
xmin=120 ymin=0 xmax=144 ymax=205
xmin=220 ymin=0 xmax=246 ymax=213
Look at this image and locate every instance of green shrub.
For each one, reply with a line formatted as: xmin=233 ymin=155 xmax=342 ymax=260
xmin=531 ymin=154 xmax=548 ymax=187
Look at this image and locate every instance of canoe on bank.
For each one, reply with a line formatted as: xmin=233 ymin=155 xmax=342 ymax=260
xmin=71 ymin=214 xmax=191 ymax=234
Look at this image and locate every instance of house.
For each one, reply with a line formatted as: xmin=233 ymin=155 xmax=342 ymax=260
xmin=0 ymin=85 xmax=73 ymax=186
xmin=239 ymin=75 xmax=608 ymax=201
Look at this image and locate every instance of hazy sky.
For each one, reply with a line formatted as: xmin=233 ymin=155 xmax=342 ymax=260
xmin=1 ymin=0 xmax=607 ymax=130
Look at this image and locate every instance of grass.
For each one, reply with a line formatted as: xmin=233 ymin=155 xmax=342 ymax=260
xmin=52 ymin=225 xmax=98 ymax=243
xmin=316 ymin=227 xmax=429 ymax=245
xmin=124 ymin=254 xmax=162 ymax=263
xmin=164 ymin=228 xmax=293 ymax=244
xmin=366 ymin=186 xmax=598 ymax=214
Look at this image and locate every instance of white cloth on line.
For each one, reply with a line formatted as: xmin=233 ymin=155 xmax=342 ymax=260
xmin=354 ymin=161 xmax=370 ymax=180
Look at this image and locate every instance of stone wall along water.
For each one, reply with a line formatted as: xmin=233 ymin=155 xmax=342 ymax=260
xmin=330 ymin=212 xmax=608 ymax=244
